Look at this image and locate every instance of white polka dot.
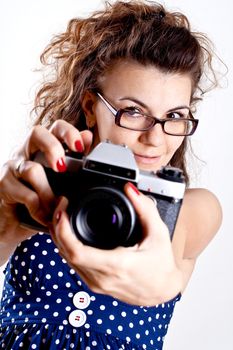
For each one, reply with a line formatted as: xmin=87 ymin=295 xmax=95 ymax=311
xmin=106 ymin=329 xmax=112 ymax=334
xmin=55 ymin=339 xmax=60 ymax=344
xmin=42 ymin=250 xmax=48 ymax=255
xmin=53 ymin=312 xmax=59 ymax=317
xmin=38 ymin=264 xmax=44 ymax=269
xmin=56 ymin=298 xmax=62 ymax=304
xmin=34 ymin=242 xmax=39 ymax=247
xmin=129 ymin=322 xmax=134 ymax=328
xmin=30 ymin=255 xmax=36 ymax=260
xmin=50 ymin=260 xmax=55 ymax=266
xmin=100 ymin=305 xmax=105 ymax=310
xmin=109 ymin=314 xmax=115 ymax=320
xmin=53 ymin=284 xmax=58 ymax=289
xmin=97 ymin=319 xmax=103 ymax=324
xmin=121 ymin=311 xmax=127 ymax=317
xmin=118 ymin=325 xmax=123 ymax=331
xmin=112 ymin=301 xmax=118 ymax=306
xmin=31 ymin=344 xmax=37 ymax=349
xmin=66 ymin=282 xmax=71 ymax=288
xmin=58 ymin=271 xmax=63 ymax=277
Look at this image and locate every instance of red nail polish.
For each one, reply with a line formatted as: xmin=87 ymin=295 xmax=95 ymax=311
xmin=128 ymin=182 xmax=140 ymax=195
xmin=56 ymin=158 xmax=67 ymax=172
xmin=56 ymin=210 xmax=62 ymax=223
xmin=75 ymin=140 xmax=84 ymax=153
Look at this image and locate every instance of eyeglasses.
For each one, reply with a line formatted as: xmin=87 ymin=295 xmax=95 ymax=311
xmin=95 ymin=92 xmax=199 ymax=136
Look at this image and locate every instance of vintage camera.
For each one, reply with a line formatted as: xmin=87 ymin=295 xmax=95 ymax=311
xmin=17 ymin=141 xmax=186 ymax=249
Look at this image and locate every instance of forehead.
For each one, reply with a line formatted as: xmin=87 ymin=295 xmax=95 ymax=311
xmin=98 ymin=59 xmax=192 ymax=106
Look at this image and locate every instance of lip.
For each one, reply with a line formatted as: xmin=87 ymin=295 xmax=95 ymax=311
xmin=134 ymin=153 xmax=162 ymax=165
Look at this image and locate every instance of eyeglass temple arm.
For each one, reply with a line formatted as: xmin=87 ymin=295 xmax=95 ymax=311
xmin=96 ymin=92 xmax=117 ymax=116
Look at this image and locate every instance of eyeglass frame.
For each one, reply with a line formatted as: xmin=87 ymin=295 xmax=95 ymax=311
xmin=94 ymin=91 xmax=199 ymax=136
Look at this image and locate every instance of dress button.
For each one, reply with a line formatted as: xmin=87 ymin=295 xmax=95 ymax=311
xmin=68 ymin=309 xmax=87 ymax=328
xmin=73 ymin=291 xmax=91 ymax=309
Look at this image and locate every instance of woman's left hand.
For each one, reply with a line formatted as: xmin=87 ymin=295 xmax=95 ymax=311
xmin=50 ymin=183 xmax=183 ymax=306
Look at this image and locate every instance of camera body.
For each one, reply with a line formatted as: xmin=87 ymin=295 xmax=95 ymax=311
xmin=18 ymin=141 xmax=186 ymax=249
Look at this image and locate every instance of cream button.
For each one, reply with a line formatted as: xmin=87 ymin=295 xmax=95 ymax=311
xmin=73 ymin=291 xmax=91 ymax=309
xmin=68 ymin=310 xmax=87 ymax=328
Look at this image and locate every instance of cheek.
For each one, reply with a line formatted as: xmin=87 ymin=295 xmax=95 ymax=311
xmin=168 ymin=137 xmax=185 ymax=156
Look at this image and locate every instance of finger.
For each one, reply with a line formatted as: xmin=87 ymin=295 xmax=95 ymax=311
xmin=0 ymin=169 xmax=48 ymax=225
xmin=52 ymin=202 xmax=121 ymax=271
xmin=20 ymin=123 xmax=92 ymax=173
xmin=49 ymin=120 xmax=93 ymax=154
xmin=12 ymin=160 xmax=56 ymax=214
xmin=124 ymin=182 xmax=169 ymax=239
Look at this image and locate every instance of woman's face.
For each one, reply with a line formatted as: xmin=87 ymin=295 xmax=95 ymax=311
xmin=84 ymin=60 xmax=192 ymax=172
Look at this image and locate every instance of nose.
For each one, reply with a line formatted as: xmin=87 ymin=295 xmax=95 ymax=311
xmin=140 ymin=122 xmax=166 ymax=146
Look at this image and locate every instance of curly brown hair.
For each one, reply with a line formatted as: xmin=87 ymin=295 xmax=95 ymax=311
xmin=33 ymin=0 xmax=218 ymax=184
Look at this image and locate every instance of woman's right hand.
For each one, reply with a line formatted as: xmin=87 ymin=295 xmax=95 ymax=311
xmin=0 ymin=120 xmax=93 ymax=250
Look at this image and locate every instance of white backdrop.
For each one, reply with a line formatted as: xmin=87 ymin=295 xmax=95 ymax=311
xmin=0 ymin=1 xmax=232 ymax=349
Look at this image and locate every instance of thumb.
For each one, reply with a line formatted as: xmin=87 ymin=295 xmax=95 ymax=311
xmin=80 ymin=130 xmax=93 ymax=155
xmin=124 ymin=182 xmax=169 ymax=239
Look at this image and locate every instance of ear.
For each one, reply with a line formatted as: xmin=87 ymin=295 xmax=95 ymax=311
xmin=81 ymin=91 xmax=97 ymax=128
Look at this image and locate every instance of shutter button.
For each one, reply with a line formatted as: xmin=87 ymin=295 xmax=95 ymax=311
xmin=68 ymin=309 xmax=87 ymax=328
xmin=73 ymin=291 xmax=91 ymax=309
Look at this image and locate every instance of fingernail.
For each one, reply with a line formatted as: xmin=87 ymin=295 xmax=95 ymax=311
xmin=128 ymin=182 xmax=140 ymax=195
xmin=56 ymin=210 xmax=62 ymax=223
xmin=56 ymin=157 xmax=67 ymax=172
xmin=75 ymin=140 xmax=84 ymax=153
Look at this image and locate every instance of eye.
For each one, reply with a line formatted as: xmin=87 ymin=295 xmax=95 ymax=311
xmin=123 ymin=106 xmax=144 ymax=117
xmin=167 ymin=111 xmax=187 ymax=119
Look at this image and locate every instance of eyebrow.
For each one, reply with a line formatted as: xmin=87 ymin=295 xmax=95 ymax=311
xmin=119 ymin=96 xmax=191 ymax=112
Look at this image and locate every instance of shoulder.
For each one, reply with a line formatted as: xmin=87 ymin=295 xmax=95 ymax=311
xmin=179 ymin=188 xmax=223 ymax=259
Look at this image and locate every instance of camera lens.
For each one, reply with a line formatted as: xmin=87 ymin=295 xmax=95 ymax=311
xmin=86 ymin=204 xmax=122 ymax=234
xmin=70 ymin=187 xmax=136 ymax=249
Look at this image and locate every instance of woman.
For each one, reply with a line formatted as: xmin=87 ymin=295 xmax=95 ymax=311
xmin=0 ymin=1 xmax=222 ymax=349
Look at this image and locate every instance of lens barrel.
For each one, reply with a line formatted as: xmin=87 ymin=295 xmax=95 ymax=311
xmin=70 ymin=187 xmax=136 ymax=249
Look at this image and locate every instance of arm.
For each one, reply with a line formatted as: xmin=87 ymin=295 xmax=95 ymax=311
xmin=172 ymin=188 xmax=222 ymax=292
xmin=0 ymin=121 xmax=93 ymax=266
xmin=50 ymin=187 xmax=222 ymax=305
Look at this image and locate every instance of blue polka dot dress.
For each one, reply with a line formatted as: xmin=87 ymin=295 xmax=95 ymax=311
xmin=0 ymin=233 xmax=181 ymax=349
